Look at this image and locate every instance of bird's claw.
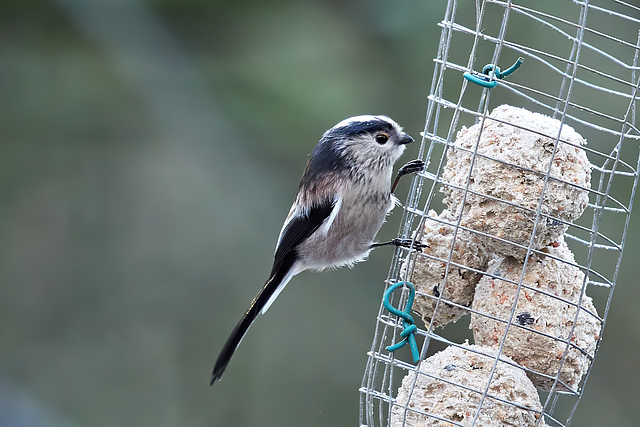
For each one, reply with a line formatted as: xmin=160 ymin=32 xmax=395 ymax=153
xmin=397 ymin=159 xmax=425 ymax=177
xmin=392 ymin=238 xmax=428 ymax=252
xmin=391 ymin=159 xmax=425 ymax=193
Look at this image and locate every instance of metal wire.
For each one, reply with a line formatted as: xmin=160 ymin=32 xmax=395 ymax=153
xmin=360 ymin=0 xmax=640 ymax=426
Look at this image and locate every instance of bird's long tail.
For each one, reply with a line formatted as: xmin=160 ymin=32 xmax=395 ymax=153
xmin=210 ymin=255 xmax=298 ymax=385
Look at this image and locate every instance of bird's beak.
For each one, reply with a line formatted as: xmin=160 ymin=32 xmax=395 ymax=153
xmin=398 ymin=133 xmax=414 ymax=145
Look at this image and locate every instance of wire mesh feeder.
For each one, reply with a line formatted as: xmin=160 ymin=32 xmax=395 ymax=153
xmin=360 ymin=1 xmax=640 ymax=426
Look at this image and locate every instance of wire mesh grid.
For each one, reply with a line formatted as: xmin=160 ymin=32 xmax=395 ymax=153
xmin=360 ymin=1 xmax=640 ymax=426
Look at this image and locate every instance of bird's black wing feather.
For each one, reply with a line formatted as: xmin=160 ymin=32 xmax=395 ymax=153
xmin=211 ymin=197 xmax=336 ymax=384
xmin=272 ymin=196 xmax=336 ymax=274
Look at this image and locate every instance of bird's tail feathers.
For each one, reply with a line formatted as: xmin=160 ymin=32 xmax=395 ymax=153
xmin=210 ymin=255 xmax=299 ymax=385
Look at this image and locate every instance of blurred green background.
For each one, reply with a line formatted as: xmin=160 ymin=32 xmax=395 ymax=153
xmin=0 ymin=0 xmax=638 ymax=426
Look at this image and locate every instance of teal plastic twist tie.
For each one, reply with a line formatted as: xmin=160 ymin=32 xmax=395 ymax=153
xmin=463 ymin=57 xmax=524 ymax=88
xmin=382 ymin=281 xmax=420 ymax=363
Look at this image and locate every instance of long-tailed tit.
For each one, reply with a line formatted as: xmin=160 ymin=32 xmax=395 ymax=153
xmin=211 ymin=115 xmax=424 ymax=384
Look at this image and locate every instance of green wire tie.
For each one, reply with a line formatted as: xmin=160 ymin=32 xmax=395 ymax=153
xmin=383 ymin=281 xmax=420 ymax=363
xmin=463 ymin=57 xmax=524 ymax=88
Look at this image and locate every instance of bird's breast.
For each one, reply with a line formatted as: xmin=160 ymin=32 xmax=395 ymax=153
xmin=298 ymin=186 xmax=393 ymax=271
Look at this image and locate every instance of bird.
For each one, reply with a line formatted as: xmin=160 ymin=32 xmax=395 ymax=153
xmin=211 ymin=115 xmax=424 ymax=384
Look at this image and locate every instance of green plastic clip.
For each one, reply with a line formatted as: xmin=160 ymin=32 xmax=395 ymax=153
xmin=382 ymin=281 xmax=420 ymax=363
xmin=463 ymin=57 xmax=524 ymax=88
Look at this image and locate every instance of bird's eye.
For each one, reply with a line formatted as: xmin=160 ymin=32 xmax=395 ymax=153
xmin=375 ymin=133 xmax=389 ymax=144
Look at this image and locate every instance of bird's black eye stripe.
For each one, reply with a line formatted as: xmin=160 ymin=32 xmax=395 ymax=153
xmin=375 ymin=133 xmax=389 ymax=144
xmin=330 ymin=119 xmax=395 ymax=140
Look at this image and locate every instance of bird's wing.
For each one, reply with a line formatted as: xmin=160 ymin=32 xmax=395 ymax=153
xmin=258 ymin=195 xmax=337 ymax=316
xmin=272 ymin=195 xmax=338 ymax=277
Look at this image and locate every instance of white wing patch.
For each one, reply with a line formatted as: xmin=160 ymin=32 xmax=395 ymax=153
xmin=318 ymin=194 xmax=342 ymax=236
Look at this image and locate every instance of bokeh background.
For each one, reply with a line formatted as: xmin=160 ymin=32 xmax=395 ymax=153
xmin=1 ymin=0 xmax=638 ymax=426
